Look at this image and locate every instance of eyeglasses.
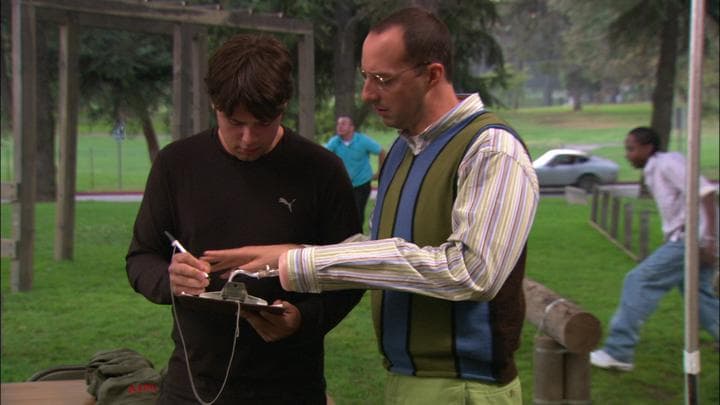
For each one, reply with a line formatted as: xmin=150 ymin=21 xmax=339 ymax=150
xmin=359 ymin=62 xmax=429 ymax=90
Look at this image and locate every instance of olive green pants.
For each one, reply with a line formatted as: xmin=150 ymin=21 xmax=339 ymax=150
xmin=384 ymin=373 xmax=522 ymax=405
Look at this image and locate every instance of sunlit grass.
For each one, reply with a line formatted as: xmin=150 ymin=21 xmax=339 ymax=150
xmin=1 ymin=198 xmax=717 ymax=404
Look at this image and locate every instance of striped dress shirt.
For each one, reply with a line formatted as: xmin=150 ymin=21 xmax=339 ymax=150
xmin=285 ymin=94 xmax=539 ymax=302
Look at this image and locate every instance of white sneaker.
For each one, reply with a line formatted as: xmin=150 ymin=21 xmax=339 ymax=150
xmin=590 ymin=350 xmax=634 ymax=371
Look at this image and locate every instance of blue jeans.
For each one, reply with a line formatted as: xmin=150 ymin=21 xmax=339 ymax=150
xmin=602 ymin=240 xmax=719 ymax=363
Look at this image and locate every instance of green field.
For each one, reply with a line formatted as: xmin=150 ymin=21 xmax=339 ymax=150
xmin=366 ymin=102 xmax=719 ymax=182
xmin=1 ymin=198 xmax=718 ymax=404
xmin=1 ymin=103 xmax=718 ymax=403
xmin=1 ymin=102 xmax=718 ymax=191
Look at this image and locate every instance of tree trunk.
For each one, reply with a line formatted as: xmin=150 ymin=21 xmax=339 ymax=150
xmin=650 ymin=1 xmax=679 ymax=152
xmin=543 ymin=75 xmax=554 ymax=106
xmin=140 ymin=111 xmax=159 ymax=162
xmin=571 ymin=90 xmax=582 ymax=111
xmin=131 ymin=102 xmax=159 ymax=162
xmin=354 ymin=103 xmax=372 ymax=129
xmin=512 ymin=60 xmax=524 ymax=109
xmin=333 ymin=0 xmax=358 ymax=121
xmin=36 ymin=24 xmax=56 ymax=202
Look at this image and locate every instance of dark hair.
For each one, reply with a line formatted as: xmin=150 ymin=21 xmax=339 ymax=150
xmin=371 ymin=7 xmax=454 ymax=81
xmin=337 ymin=115 xmax=354 ymax=125
xmin=205 ymin=34 xmax=293 ymax=122
xmin=628 ymin=126 xmax=660 ymax=153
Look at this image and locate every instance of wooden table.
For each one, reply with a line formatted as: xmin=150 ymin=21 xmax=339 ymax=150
xmin=1 ymin=380 xmax=95 ymax=404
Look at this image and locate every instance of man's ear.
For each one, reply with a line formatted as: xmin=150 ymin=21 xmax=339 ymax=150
xmin=427 ymin=62 xmax=446 ymax=86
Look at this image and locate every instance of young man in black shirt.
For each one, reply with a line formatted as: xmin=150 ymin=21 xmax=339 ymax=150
xmin=126 ymin=34 xmax=362 ymax=404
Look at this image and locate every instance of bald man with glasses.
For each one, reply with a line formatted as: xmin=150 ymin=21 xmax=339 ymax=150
xmin=207 ymin=7 xmax=538 ymax=404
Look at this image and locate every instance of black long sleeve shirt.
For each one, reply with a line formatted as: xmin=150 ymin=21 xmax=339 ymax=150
xmin=126 ymin=127 xmax=363 ymax=401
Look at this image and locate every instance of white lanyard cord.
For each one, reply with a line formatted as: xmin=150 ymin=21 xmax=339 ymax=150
xmin=169 ymin=245 xmax=241 ymax=405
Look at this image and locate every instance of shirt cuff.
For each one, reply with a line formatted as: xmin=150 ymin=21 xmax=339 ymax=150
xmin=285 ymin=247 xmax=321 ymax=293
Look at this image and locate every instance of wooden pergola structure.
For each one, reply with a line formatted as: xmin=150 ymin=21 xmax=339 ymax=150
xmin=1 ymin=0 xmax=315 ymax=291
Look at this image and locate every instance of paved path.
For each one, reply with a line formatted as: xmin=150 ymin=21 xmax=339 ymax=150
xmin=16 ymin=181 xmax=716 ymax=203
xmin=75 ymin=191 xmax=143 ymax=202
xmin=74 ymin=186 xmax=635 ymax=202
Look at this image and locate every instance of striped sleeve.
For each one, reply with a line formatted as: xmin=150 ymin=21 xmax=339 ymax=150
xmin=284 ymin=128 xmax=539 ymax=301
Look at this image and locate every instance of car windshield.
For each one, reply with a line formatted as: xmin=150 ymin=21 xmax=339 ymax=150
xmin=533 ymin=149 xmax=589 ymax=167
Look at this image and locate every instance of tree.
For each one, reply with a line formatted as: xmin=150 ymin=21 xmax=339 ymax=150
xmin=79 ymin=28 xmax=171 ymax=161
xmin=0 ymin=15 xmax=171 ymax=201
xmin=3 ymin=0 xmax=512 ymax=187
xmin=241 ymin=0 xmax=509 ymax=133
xmin=494 ymin=0 xmax=568 ymax=108
xmin=605 ymin=0 xmax=687 ymax=151
xmin=331 ymin=0 xmax=366 ymax=121
xmin=440 ymin=0 xmax=509 ymax=105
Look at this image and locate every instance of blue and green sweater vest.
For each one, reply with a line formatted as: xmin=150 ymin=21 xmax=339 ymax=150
xmin=370 ymin=111 xmax=528 ymax=385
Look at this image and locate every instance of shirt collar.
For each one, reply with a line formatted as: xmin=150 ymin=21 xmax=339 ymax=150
xmin=399 ymin=93 xmax=485 ymax=155
xmin=643 ymin=152 xmax=659 ymax=177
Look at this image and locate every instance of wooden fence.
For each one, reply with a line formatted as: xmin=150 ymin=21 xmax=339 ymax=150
xmin=588 ymin=186 xmax=651 ymax=262
xmin=524 ymin=278 xmax=601 ymax=405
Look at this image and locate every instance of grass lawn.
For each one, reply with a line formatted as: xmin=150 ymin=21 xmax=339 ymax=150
xmin=1 ymin=102 xmax=717 ymax=192
xmin=365 ymin=102 xmax=719 ymax=183
xmin=1 ymin=198 xmax=718 ymax=404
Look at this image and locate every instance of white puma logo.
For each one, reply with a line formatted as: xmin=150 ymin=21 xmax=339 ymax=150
xmin=278 ymin=197 xmax=296 ymax=213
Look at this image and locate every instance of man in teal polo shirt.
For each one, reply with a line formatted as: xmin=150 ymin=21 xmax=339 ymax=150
xmin=326 ymin=116 xmax=386 ymax=227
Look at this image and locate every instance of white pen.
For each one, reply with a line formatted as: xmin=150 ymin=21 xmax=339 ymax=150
xmin=164 ymin=231 xmax=188 ymax=253
xmin=164 ymin=231 xmax=209 ymax=278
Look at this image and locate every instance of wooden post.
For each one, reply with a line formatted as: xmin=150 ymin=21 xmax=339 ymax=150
xmin=639 ymin=210 xmax=650 ymax=260
xmin=623 ymin=202 xmax=633 ymax=251
xmin=590 ymin=187 xmax=599 ymax=223
xmin=523 ymin=278 xmax=602 ymax=353
xmin=191 ymin=25 xmax=209 ymax=134
xmin=610 ymin=196 xmax=620 ymax=239
xmin=564 ymin=351 xmax=592 ymax=404
xmin=172 ymin=23 xmax=192 ymax=140
xmin=11 ymin=0 xmax=38 ymax=292
xmin=55 ymin=21 xmax=79 ymax=261
xmin=297 ymin=30 xmax=315 ymax=140
xmin=564 ymin=186 xmax=588 ymax=205
xmin=599 ymin=190 xmax=610 ymax=231
xmin=533 ymin=335 xmax=564 ymax=405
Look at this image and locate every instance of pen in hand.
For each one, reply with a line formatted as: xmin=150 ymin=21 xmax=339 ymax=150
xmin=164 ymin=231 xmax=209 ymax=279
xmin=164 ymin=230 xmax=188 ymax=253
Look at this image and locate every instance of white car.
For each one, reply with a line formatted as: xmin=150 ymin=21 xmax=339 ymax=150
xmin=533 ymin=149 xmax=619 ymax=192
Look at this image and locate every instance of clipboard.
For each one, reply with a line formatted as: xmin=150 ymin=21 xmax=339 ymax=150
xmin=176 ymin=291 xmax=286 ymax=315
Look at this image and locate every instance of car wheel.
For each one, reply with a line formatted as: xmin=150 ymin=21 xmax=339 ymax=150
xmin=577 ymin=174 xmax=600 ymax=193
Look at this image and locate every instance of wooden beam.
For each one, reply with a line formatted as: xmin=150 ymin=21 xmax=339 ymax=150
xmin=610 ymin=196 xmax=620 ymax=238
xmin=25 ymin=0 xmax=313 ymax=35
xmin=1 ymin=239 xmax=17 ymax=259
xmin=55 ymin=21 xmax=80 ymax=261
xmin=523 ymin=278 xmax=602 ymax=353
xmin=11 ymin=0 xmax=38 ymax=291
xmin=623 ymin=202 xmax=633 ymax=251
xmin=564 ymin=351 xmax=591 ymax=403
xmin=589 ymin=219 xmax=639 ymax=262
xmin=1 ymin=182 xmax=18 ymax=201
xmin=36 ymin=7 xmax=174 ymax=35
xmin=532 ymin=335 xmax=564 ymax=404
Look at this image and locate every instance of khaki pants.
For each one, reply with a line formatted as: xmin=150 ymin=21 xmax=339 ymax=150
xmin=384 ymin=373 xmax=522 ymax=405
